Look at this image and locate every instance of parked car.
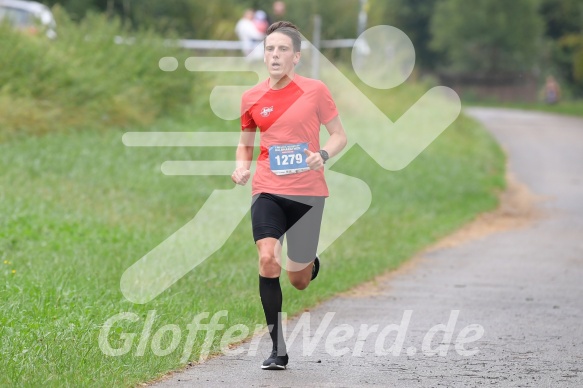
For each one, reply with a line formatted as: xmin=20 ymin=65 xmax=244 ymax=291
xmin=0 ymin=0 xmax=56 ymax=38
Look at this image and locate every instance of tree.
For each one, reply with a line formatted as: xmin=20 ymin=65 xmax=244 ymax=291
xmin=430 ymin=0 xmax=544 ymax=74
xmin=41 ymin=0 xmax=101 ymax=20
xmin=538 ymin=0 xmax=583 ymax=95
xmin=368 ymin=0 xmax=440 ymax=71
xmin=40 ymin=0 xmax=363 ymax=40
xmin=539 ymin=0 xmax=583 ymax=40
xmin=554 ymin=34 xmax=583 ymax=95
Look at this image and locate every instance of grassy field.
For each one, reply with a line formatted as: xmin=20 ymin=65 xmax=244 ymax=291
xmin=0 ymin=9 xmax=195 ymax=141
xmin=0 ymin=76 xmax=505 ymax=386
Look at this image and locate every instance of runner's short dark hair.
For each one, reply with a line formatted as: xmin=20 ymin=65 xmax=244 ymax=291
xmin=266 ymin=21 xmax=301 ymax=52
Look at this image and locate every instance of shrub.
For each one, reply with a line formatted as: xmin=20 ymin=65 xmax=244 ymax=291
xmin=0 ymin=6 xmax=194 ymax=139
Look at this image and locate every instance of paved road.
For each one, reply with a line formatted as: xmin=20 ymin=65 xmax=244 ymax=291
xmin=154 ymin=108 xmax=583 ymax=387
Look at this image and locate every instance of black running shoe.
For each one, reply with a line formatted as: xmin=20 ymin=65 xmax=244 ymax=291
xmin=311 ymin=256 xmax=320 ymax=281
xmin=261 ymin=349 xmax=289 ymax=370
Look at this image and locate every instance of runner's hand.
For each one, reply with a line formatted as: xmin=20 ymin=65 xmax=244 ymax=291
xmin=304 ymin=149 xmax=324 ymax=170
xmin=231 ymin=168 xmax=251 ymax=185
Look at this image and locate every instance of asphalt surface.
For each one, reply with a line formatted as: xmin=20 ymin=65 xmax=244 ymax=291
xmin=153 ymin=108 xmax=583 ymax=387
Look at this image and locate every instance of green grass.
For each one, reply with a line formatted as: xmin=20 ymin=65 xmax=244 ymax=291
xmin=0 ymin=74 xmax=505 ymax=386
xmin=0 ymin=8 xmax=198 ymax=140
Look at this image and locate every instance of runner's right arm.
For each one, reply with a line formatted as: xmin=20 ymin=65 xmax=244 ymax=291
xmin=232 ymin=128 xmax=256 ymax=185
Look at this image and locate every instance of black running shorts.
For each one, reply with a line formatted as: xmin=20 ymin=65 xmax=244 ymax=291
xmin=251 ymin=193 xmax=325 ymax=263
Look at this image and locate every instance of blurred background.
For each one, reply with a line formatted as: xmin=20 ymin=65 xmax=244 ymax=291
xmin=1 ymin=0 xmax=583 ymax=138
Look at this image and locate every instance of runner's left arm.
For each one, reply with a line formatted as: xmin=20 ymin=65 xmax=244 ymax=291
xmin=321 ymin=116 xmax=347 ymax=158
xmin=305 ymin=115 xmax=347 ymax=170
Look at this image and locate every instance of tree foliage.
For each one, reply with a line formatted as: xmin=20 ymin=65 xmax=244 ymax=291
xmin=368 ymin=0 xmax=439 ymax=71
xmin=40 ymin=0 xmax=361 ymax=40
xmin=540 ymin=0 xmax=583 ymax=39
xmin=430 ymin=0 xmax=544 ymax=74
xmin=34 ymin=0 xmax=583 ymax=95
xmin=554 ymin=34 xmax=583 ymax=94
xmin=539 ymin=0 xmax=583 ymax=95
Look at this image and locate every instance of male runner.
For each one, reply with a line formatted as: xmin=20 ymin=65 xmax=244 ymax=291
xmin=231 ymin=21 xmax=347 ymax=370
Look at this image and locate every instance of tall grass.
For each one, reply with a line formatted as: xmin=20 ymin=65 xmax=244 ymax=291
xmin=0 ymin=6 xmax=196 ymax=140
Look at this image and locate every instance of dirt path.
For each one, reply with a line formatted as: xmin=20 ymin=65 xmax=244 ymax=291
xmin=153 ymin=108 xmax=583 ymax=387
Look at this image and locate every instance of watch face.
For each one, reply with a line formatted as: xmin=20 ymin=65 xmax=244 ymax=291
xmin=319 ymin=150 xmax=329 ymax=161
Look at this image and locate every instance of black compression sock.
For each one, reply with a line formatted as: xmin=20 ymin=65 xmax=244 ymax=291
xmin=259 ymin=275 xmax=286 ymax=355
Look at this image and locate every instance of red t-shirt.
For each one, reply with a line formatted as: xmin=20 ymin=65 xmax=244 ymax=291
xmin=241 ymin=75 xmax=338 ymax=197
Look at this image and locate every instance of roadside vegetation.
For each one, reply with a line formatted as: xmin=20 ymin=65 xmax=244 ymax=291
xmin=0 ymin=7 xmax=196 ymax=141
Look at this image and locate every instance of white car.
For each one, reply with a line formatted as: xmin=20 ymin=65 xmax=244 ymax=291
xmin=0 ymin=0 xmax=56 ymax=38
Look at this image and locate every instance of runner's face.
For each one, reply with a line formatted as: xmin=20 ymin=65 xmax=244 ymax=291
xmin=264 ymin=32 xmax=300 ymax=79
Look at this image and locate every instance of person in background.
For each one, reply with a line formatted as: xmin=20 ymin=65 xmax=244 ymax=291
xmin=235 ymin=9 xmax=265 ymax=58
xmin=264 ymin=1 xmax=287 ymax=25
xmin=544 ymin=75 xmax=561 ymax=105
xmin=253 ymin=10 xmax=269 ymax=34
xmin=272 ymin=1 xmax=286 ymax=20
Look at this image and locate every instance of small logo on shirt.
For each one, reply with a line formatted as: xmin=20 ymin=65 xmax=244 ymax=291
xmin=260 ymin=106 xmax=274 ymax=117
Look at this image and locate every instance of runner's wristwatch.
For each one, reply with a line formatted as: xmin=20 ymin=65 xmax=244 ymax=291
xmin=318 ymin=149 xmax=329 ymax=164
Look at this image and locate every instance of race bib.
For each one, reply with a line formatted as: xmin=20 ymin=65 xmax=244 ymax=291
xmin=268 ymin=142 xmax=310 ymax=175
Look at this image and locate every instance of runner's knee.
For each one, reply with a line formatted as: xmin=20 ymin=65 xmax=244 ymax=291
xmin=259 ymin=252 xmax=280 ymax=276
xmin=289 ymin=277 xmax=309 ymax=290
